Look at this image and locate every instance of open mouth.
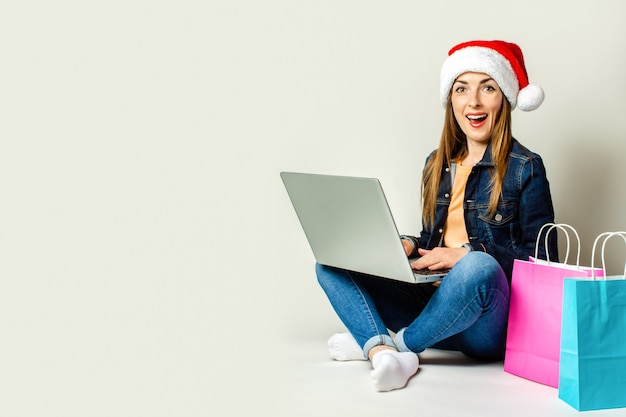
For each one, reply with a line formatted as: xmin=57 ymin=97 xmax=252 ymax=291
xmin=466 ymin=114 xmax=487 ymax=127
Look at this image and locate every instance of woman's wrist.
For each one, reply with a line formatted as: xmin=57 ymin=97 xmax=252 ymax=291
xmin=400 ymin=235 xmax=420 ymax=258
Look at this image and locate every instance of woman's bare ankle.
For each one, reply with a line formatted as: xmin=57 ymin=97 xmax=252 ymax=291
xmin=367 ymin=345 xmax=396 ymax=362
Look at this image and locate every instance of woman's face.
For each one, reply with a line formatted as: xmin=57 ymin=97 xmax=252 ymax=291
xmin=451 ymin=72 xmax=504 ymax=145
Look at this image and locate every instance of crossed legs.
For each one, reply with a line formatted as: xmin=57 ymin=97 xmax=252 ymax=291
xmin=316 ymin=252 xmax=509 ymax=391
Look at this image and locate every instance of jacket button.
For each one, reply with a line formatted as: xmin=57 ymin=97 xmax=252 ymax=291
xmin=495 ymin=213 xmax=503 ymax=221
xmin=444 ymin=193 xmax=450 ymax=198
xmin=439 ymin=228 xmax=443 ymax=233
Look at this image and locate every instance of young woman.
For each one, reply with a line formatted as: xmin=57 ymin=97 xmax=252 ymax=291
xmin=316 ymin=40 xmax=557 ymax=392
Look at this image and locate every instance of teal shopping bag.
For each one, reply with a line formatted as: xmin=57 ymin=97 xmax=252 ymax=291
xmin=559 ymin=232 xmax=626 ymax=411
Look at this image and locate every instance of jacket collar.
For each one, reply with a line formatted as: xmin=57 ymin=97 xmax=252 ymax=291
xmin=475 ymin=141 xmax=495 ymax=167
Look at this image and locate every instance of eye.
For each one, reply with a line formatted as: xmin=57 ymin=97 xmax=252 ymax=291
xmin=482 ymin=84 xmax=498 ymax=92
xmin=454 ymin=85 xmax=466 ymax=93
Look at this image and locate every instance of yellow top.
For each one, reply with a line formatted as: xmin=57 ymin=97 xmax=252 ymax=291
xmin=443 ymin=163 xmax=472 ymax=248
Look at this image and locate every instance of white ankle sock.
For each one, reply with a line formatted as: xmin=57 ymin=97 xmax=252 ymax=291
xmin=371 ymin=350 xmax=419 ymax=392
xmin=327 ymin=332 xmax=366 ymax=361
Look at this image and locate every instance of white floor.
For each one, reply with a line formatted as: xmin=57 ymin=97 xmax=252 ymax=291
xmin=272 ymin=333 xmax=626 ymax=417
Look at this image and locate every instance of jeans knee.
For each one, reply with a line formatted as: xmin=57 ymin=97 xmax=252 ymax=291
xmin=316 ymin=262 xmax=338 ymax=290
xmin=451 ymin=252 xmax=506 ymax=289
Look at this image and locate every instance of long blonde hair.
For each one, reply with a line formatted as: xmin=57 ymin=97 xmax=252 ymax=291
xmin=421 ymin=97 xmax=512 ymax=227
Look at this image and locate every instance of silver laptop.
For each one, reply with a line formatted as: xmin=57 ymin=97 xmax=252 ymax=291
xmin=280 ymin=171 xmax=448 ymax=284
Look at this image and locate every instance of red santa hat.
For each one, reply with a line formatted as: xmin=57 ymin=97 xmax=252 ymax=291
xmin=440 ymin=40 xmax=544 ymax=111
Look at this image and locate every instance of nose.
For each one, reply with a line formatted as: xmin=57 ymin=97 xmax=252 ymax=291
xmin=469 ymin=89 xmax=481 ymax=107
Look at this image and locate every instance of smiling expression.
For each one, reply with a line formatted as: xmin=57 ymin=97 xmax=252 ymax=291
xmin=451 ymin=72 xmax=504 ymax=145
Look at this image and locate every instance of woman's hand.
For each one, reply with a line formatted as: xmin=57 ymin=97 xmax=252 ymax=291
xmin=410 ymin=247 xmax=468 ymax=270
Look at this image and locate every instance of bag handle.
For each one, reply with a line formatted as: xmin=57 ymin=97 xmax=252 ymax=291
xmin=534 ymin=223 xmax=579 ymax=267
xmin=591 ymin=231 xmax=626 ymax=280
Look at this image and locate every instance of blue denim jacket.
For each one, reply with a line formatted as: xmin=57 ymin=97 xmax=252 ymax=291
xmin=416 ymin=139 xmax=557 ymax=281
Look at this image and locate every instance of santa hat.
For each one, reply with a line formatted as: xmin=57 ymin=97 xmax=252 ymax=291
xmin=440 ymin=40 xmax=544 ymax=111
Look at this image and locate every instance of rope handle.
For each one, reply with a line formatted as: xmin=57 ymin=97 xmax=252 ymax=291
xmin=591 ymin=231 xmax=626 ymax=280
xmin=534 ymin=223 xmax=579 ymax=267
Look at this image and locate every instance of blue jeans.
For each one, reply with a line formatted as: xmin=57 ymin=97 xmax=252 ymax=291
xmin=316 ymin=252 xmax=510 ymax=361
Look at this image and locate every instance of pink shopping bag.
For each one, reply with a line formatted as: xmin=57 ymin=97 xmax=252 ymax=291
xmin=503 ymin=223 xmax=603 ymax=387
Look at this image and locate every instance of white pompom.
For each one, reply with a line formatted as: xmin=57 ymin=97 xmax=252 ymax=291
xmin=516 ymin=84 xmax=545 ymax=111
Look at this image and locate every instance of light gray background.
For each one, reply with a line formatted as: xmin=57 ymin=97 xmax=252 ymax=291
xmin=1 ymin=1 xmax=624 ymax=416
